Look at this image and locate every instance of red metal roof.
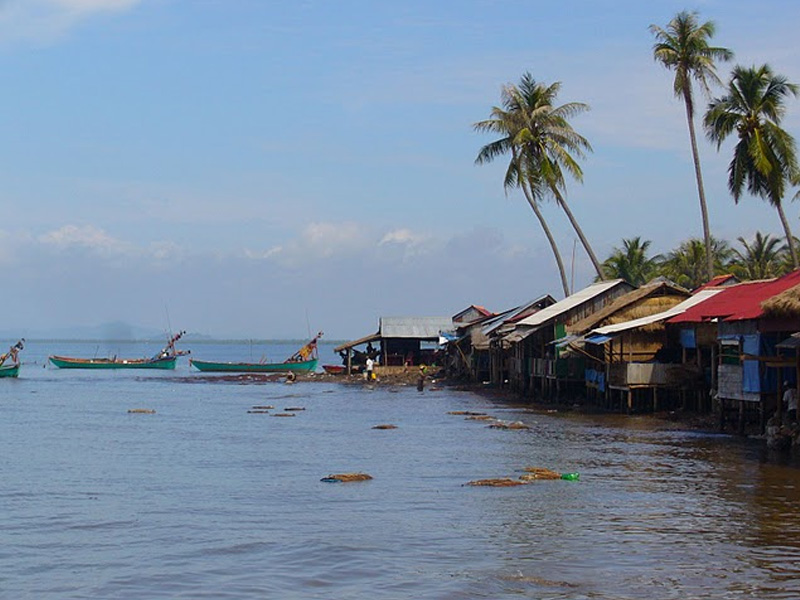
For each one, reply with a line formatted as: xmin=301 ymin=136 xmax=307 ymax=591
xmin=693 ymin=273 xmax=739 ymax=292
xmin=668 ymin=270 xmax=800 ymax=323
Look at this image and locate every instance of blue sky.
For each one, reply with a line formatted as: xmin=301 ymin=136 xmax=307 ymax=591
xmin=1 ymin=0 xmax=799 ymax=339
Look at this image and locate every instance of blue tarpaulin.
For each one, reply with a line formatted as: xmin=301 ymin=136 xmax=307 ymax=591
xmin=585 ymin=334 xmax=613 ymax=345
xmin=680 ymin=328 xmax=696 ymax=349
xmin=742 ymin=334 xmax=760 ymax=393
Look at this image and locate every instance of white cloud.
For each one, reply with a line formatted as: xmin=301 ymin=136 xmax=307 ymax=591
xmin=47 ymin=0 xmax=140 ymax=12
xmin=37 ymin=224 xmax=184 ymax=265
xmin=246 ymin=221 xmax=370 ymax=267
xmin=379 ymin=228 xmax=426 ymax=246
xmin=39 ymin=224 xmax=131 ymax=253
xmin=0 ymin=0 xmax=143 ymax=44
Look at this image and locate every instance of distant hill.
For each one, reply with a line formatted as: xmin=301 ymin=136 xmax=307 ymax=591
xmin=0 ymin=321 xmax=197 ymax=341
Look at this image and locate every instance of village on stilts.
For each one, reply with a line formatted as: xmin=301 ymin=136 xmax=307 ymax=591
xmin=333 ymin=270 xmax=800 ymax=449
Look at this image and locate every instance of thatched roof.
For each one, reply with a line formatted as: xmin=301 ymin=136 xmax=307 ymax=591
xmin=567 ymin=280 xmax=690 ymax=334
xmin=761 ymin=284 xmax=800 ymax=319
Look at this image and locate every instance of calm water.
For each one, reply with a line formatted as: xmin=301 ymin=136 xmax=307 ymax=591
xmin=3 ymin=339 xmax=800 ymax=599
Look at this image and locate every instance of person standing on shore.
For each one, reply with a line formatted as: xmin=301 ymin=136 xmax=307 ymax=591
xmin=784 ymin=382 xmax=798 ymax=422
xmin=365 ymin=356 xmax=374 ymax=381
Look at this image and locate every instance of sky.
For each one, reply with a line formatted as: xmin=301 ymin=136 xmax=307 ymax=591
xmin=1 ymin=0 xmax=799 ymax=340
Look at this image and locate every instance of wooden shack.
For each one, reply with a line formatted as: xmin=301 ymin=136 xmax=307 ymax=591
xmin=503 ymin=279 xmax=634 ymax=399
xmin=667 ymin=270 xmax=800 ymax=432
xmin=579 ymin=288 xmax=720 ymax=412
xmin=334 ymin=316 xmax=454 ymax=375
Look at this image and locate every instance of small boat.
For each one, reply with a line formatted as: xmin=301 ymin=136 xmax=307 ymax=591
xmin=191 ymin=332 xmax=322 ymax=374
xmin=49 ymin=331 xmax=189 ymax=370
xmin=0 ymin=363 xmax=20 ymax=378
xmin=0 ymin=339 xmax=24 ymax=378
xmin=322 ymin=364 xmax=345 ymax=375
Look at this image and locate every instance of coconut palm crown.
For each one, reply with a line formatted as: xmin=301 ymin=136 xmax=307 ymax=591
xmin=650 ymin=11 xmax=733 ymax=282
xmin=474 ymin=80 xmax=571 ymax=296
xmin=704 ymin=64 xmax=800 ymax=267
xmin=475 ymin=73 xmax=603 ymax=291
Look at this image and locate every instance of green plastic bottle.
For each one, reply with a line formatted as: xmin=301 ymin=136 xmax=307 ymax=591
xmin=560 ymin=472 xmax=580 ymax=481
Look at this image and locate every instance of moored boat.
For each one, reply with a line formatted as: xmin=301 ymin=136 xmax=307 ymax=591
xmin=191 ymin=332 xmax=322 ymax=374
xmin=0 ymin=363 xmax=20 ymax=378
xmin=48 ymin=355 xmax=180 ymax=370
xmin=48 ymin=331 xmax=189 ymax=370
xmin=0 ymin=339 xmax=24 ymax=378
xmin=322 ymin=364 xmax=345 ymax=375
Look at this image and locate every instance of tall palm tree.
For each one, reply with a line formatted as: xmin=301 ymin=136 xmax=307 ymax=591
xmin=729 ymin=231 xmax=787 ymax=280
xmin=474 ymin=83 xmax=570 ymax=296
xmin=704 ymin=64 xmax=800 ymax=268
xmin=660 ymin=237 xmax=732 ymax=290
xmin=509 ymin=73 xmax=604 ymax=280
xmin=598 ymin=237 xmax=662 ymax=286
xmin=650 ymin=11 xmax=733 ymax=282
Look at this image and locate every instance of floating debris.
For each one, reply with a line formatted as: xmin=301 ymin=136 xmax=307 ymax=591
xmin=489 ymin=421 xmax=530 ymax=430
xmin=284 ymin=407 xmax=306 ymax=411
xmin=252 ymin=405 xmax=274 ymax=410
xmin=127 ymin=408 xmax=156 ymax=414
xmin=372 ymin=424 xmax=397 ymax=430
xmin=465 ymin=478 xmax=528 ymax=487
xmin=272 ymin=413 xmax=296 ymax=418
xmin=520 ymin=467 xmax=561 ymax=480
xmin=520 ymin=467 xmax=580 ymax=481
xmin=321 ymin=472 xmax=373 ymax=483
xmin=448 ymin=410 xmax=487 ymax=416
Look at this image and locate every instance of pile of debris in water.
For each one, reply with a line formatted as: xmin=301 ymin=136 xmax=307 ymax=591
xmin=465 ymin=467 xmax=580 ymax=487
xmin=321 ymin=473 xmax=373 ymax=483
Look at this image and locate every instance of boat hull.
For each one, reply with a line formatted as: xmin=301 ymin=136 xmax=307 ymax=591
xmin=190 ymin=358 xmax=318 ymax=373
xmin=0 ymin=364 xmax=19 ymax=378
xmin=48 ymin=355 xmax=178 ymax=370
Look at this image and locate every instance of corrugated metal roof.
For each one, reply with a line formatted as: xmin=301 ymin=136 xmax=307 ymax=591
xmin=669 ymin=270 xmax=800 ymax=323
xmin=591 ymin=289 xmax=722 ymax=336
xmin=777 ymin=333 xmax=800 ymax=349
xmin=566 ymin=280 xmax=690 ymax=334
xmin=480 ymin=294 xmax=555 ymax=336
xmin=516 ymin=279 xmax=627 ymax=328
xmin=380 ymin=316 xmax=454 ymax=339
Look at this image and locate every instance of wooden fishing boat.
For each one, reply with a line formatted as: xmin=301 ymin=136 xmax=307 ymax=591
xmin=322 ymin=364 xmax=345 ymax=375
xmin=48 ymin=354 xmax=180 ymax=370
xmin=49 ymin=331 xmax=189 ymax=370
xmin=191 ymin=332 xmax=322 ymax=374
xmin=0 ymin=363 xmax=19 ymax=378
xmin=0 ymin=339 xmax=24 ymax=378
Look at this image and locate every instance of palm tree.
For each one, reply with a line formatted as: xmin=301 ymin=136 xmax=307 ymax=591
xmin=729 ymin=231 xmax=787 ymax=280
xmin=508 ymin=73 xmax=604 ymax=280
xmin=598 ymin=237 xmax=662 ymax=286
xmin=474 ymin=82 xmax=570 ymax=296
xmin=660 ymin=237 xmax=732 ymax=290
xmin=704 ymin=64 xmax=800 ymax=268
xmin=650 ymin=11 xmax=733 ymax=282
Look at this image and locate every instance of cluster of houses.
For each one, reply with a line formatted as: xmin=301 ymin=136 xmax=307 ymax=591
xmin=335 ymin=270 xmax=800 ymax=434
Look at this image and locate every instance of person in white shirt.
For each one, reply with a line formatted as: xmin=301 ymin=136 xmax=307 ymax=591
xmin=783 ymin=381 xmax=798 ymax=422
xmin=365 ymin=356 xmax=374 ymax=381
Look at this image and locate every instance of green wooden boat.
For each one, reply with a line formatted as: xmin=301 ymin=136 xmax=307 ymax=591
xmin=49 ymin=355 xmax=179 ymax=370
xmin=0 ymin=363 xmax=19 ymax=378
xmin=49 ymin=331 xmax=189 ymax=370
xmin=190 ymin=332 xmax=322 ymax=374
xmin=0 ymin=339 xmax=24 ymax=378
xmin=190 ymin=357 xmax=318 ymax=373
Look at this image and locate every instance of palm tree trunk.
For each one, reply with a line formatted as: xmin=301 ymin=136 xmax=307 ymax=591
xmin=776 ymin=201 xmax=799 ymax=269
xmin=683 ymin=94 xmax=715 ymax=282
xmin=553 ymin=188 xmax=604 ymax=280
xmin=521 ymin=181 xmax=570 ymax=296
